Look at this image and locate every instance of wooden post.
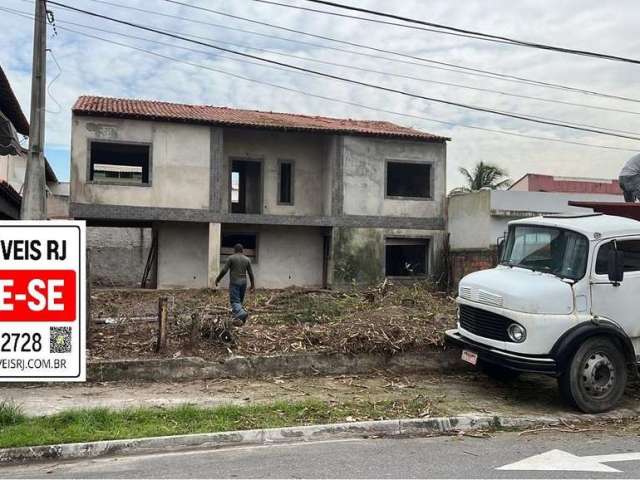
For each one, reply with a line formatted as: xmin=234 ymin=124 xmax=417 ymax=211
xmin=156 ymin=296 xmax=168 ymax=353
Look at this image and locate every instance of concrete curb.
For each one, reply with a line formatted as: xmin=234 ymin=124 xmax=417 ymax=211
xmin=88 ymin=350 xmax=466 ymax=382
xmin=2 ymin=410 xmax=635 ymax=465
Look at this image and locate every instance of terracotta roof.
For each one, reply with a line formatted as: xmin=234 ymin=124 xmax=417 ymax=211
xmin=0 ymin=66 xmax=29 ymax=136
xmin=73 ymin=96 xmax=449 ymax=142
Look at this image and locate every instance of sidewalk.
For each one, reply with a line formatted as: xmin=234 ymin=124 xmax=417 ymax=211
xmin=4 ymin=372 xmax=639 ymax=418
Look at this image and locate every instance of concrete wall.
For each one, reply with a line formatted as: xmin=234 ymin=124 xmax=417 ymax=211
xmin=221 ymin=129 xmax=327 ymax=216
xmin=157 ymin=222 xmax=209 ymax=289
xmin=220 ymin=224 xmax=326 ymax=288
xmin=489 ymin=190 xmax=623 ymax=214
xmin=448 ymin=190 xmax=492 ymax=251
xmin=88 ymin=227 xmax=152 ymax=287
xmin=71 ymin=116 xmax=212 ymax=209
xmin=331 ymin=226 xmax=447 ymax=285
xmin=341 ymin=137 xmax=446 ymax=218
xmin=449 ymin=190 xmax=625 ymax=250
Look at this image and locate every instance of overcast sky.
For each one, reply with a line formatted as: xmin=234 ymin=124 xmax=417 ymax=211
xmin=1 ymin=0 xmax=639 ymax=187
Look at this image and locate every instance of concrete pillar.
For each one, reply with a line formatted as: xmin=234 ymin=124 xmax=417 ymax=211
xmin=208 ymin=222 xmax=221 ymax=288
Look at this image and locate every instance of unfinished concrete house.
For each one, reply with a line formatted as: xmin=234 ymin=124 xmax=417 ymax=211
xmin=69 ymin=96 xmax=449 ymax=289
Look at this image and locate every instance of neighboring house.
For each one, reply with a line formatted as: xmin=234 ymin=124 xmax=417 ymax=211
xmin=0 ymin=64 xmax=66 ymax=218
xmin=509 ymin=173 xmax=622 ymax=195
xmin=69 ymin=96 xmax=449 ymax=289
xmin=0 ymin=181 xmax=21 ymax=220
xmin=448 ymin=189 xmax=624 ymax=285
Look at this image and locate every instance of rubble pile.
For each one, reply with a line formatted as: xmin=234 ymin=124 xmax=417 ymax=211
xmin=89 ymin=281 xmax=456 ymax=360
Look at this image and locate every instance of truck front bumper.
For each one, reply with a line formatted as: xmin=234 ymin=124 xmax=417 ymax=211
xmin=445 ymin=329 xmax=558 ymax=376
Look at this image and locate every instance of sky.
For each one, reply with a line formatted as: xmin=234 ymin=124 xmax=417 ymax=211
xmin=1 ymin=0 xmax=639 ymax=188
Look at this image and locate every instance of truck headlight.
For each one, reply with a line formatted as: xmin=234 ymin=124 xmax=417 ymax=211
xmin=507 ymin=323 xmax=526 ymax=343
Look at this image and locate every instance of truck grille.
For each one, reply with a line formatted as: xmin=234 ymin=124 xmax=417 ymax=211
xmin=459 ymin=305 xmax=511 ymax=341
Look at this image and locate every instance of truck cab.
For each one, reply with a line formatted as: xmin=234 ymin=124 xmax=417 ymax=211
xmin=446 ymin=212 xmax=640 ymax=413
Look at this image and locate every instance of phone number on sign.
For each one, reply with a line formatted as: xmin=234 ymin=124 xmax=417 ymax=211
xmin=0 ymin=332 xmax=42 ymax=352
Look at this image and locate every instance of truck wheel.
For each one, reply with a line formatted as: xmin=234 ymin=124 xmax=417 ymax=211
xmin=558 ymin=336 xmax=627 ymax=413
xmin=481 ymin=362 xmax=520 ymax=382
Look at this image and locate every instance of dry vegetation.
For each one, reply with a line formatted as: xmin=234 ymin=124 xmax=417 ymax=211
xmin=89 ymin=281 xmax=456 ymax=361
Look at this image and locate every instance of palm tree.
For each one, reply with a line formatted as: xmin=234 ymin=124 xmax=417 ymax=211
xmin=454 ymin=161 xmax=511 ymax=193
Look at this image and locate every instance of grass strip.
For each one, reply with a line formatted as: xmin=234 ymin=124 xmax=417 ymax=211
xmin=0 ymin=398 xmax=434 ymax=449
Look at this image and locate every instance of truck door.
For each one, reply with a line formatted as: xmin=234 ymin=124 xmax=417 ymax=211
xmin=591 ymin=238 xmax=640 ymax=343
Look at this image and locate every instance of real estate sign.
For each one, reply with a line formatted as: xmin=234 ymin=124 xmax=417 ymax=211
xmin=0 ymin=221 xmax=86 ymax=381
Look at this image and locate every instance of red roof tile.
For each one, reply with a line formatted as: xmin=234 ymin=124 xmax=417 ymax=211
xmin=72 ymin=96 xmax=448 ymax=142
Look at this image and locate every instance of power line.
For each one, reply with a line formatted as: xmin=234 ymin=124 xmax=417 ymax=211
xmin=22 ymin=7 xmax=637 ymax=136
xmin=4 ymin=6 xmax=636 ymax=153
xmin=43 ymin=1 xmax=640 ymax=141
xmin=302 ymin=0 xmax=640 ymax=65
xmin=248 ymin=0 xmax=521 ymax=46
xmin=156 ymin=0 xmax=640 ymax=104
xmin=45 ymin=0 xmax=640 ymax=117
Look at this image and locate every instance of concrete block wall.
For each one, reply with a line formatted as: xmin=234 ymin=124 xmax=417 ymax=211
xmin=71 ymin=117 xmax=212 ymax=209
xmin=342 ymin=137 xmax=446 ymax=219
xmin=88 ymin=227 xmax=152 ymax=287
xmin=331 ymin=227 xmax=448 ymax=286
xmin=156 ymin=222 xmax=209 ymax=289
xmin=219 ymin=224 xmax=326 ymax=289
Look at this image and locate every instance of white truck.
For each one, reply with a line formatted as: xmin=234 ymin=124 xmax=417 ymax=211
xmin=446 ymin=212 xmax=640 ymax=413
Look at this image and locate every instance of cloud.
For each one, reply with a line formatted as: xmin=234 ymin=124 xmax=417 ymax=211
xmin=1 ymin=0 xmax=638 ymax=187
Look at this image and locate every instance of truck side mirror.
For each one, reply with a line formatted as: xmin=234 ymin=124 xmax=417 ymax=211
xmin=496 ymin=236 xmax=505 ymax=261
xmin=608 ymin=249 xmax=624 ymax=284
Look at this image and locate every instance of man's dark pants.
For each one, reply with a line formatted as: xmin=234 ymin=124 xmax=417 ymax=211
xmin=229 ymin=281 xmax=248 ymax=321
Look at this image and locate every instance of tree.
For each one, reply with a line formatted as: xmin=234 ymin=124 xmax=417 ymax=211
xmin=453 ymin=161 xmax=511 ymax=193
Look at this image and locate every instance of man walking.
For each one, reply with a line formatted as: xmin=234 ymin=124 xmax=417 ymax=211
xmin=619 ymin=153 xmax=640 ymax=202
xmin=215 ymin=243 xmax=255 ymax=325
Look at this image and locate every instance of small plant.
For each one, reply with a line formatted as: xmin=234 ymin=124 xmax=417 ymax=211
xmin=0 ymin=400 xmax=26 ymax=427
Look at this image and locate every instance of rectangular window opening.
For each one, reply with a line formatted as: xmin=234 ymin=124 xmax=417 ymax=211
xmin=221 ymin=233 xmax=257 ymax=259
xmin=386 ymin=161 xmax=431 ymax=199
xmin=90 ymin=142 xmax=150 ymax=185
xmin=385 ymin=238 xmax=429 ymax=277
xmin=278 ymin=161 xmax=294 ymax=205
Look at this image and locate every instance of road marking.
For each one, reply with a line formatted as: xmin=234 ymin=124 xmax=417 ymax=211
xmin=498 ymin=449 xmax=640 ymax=473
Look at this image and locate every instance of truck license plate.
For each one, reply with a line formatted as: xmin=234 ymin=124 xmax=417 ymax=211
xmin=461 ymin=350 xmax=478 ymax=365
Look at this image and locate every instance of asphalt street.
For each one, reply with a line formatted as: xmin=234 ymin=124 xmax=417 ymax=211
xmin=4 ymin=430 xmax=640 ymax=479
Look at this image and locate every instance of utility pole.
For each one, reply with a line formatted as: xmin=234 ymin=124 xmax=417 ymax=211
xmin=21 ymin=0 xmax=47 ymax=220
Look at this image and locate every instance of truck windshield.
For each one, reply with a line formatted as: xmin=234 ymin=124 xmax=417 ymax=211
xmin=501 ymin=225 xmax=588 ymax=280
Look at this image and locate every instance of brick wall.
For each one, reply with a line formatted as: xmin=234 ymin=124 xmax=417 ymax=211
xmin=449 ymin=248 xmax=497 ymax=288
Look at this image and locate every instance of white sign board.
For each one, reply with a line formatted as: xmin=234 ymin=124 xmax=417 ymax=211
xmin=0 ymin=221 xmax=86 ymax=381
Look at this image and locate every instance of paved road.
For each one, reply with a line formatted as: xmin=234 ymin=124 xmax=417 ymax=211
xmin=4 ymin=430 xmax=640 ymax=479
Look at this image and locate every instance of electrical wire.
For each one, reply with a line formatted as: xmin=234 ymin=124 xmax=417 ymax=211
xmin=156 ymin=0 xmax=640 ymax=104
xmin=44 ymin=48 xmax=63 ymax=114
xmin=301 ymin=0 xmax=640 ymax=65
xmin=249 ymin=0 xmax=520 ymax=45
xmin=2 ymin=5 xmax=637 ymax=152
xmin=43 ymin=1 xmax=640 ymax=141
xmin=19 ymin=0 xmax=640 ymax=104
xmin=41 ymin=0 xmax=639 ymax=116
xmin=23 ymin=11 xmax=638 ymax=137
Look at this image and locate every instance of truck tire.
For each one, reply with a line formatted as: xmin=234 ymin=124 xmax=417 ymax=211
xmin=558 ymin=336 xmax=627 ymax=413
xmin=481 ymin=362 xmax=520 ymax=382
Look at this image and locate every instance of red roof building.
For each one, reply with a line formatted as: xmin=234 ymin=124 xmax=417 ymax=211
xmin=509 ymin=173 xmax=622 ymax=195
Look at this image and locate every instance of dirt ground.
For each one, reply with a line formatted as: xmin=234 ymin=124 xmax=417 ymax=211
xmin=89 ymin=282 xmax=456 ymax=361
xmin=6 ymin=372 xmax=640 ymax=419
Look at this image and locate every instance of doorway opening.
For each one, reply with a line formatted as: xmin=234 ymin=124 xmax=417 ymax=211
xmin=231 ymin=159 xmax=262 ymax=214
